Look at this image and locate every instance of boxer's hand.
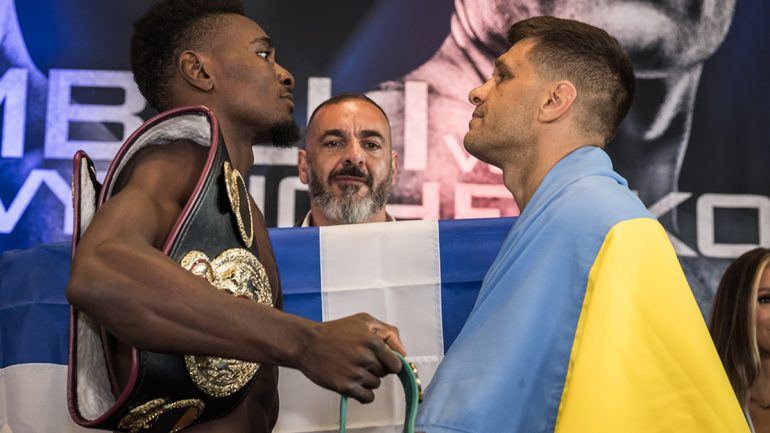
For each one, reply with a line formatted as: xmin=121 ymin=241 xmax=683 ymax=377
xmin=367 ymin=316 xmax=406 ymax=356
xmin=297 ymin=313 xmax=405 ymax=403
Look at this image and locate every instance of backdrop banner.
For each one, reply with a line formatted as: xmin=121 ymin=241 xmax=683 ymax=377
xmin=0 ymin=0 xmax=768 ymax=314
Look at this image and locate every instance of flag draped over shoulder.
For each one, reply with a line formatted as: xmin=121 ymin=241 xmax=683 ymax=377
xmin=556 ymin=217 xmax=745 ymax=432
xmin=0 ymin=218 xmax=509 ymax=433
xmin=415 ymin=146 xmax=748 ymax=433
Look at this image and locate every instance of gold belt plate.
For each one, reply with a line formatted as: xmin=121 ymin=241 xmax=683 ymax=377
xmin=180 ymin=248 xmax=273 ymax=397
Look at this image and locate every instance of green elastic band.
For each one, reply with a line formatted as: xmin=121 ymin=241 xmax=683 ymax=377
xmin=339 ymin=352 xmax=420 ymax=433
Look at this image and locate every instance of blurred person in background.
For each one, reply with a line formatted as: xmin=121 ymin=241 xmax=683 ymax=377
xmin=711 ymin=247 xmax=770 ymax=433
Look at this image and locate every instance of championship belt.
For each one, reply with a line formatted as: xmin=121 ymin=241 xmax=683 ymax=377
xmin=67 ymin=106 xmax=273 ymax=432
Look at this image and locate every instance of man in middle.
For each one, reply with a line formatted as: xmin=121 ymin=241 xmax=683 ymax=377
xmin=298 ymin=94 xmax=398 ymax=227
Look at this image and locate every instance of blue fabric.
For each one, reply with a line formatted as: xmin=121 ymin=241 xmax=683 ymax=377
xmin=437 ymin=218 xmax=512 ymax=351
xmin=271 ymin=226 xmax=323 ymax=322
xmin=0 ymin=241 xmax=71 ymax=367
xmin=415 ymin=147 xmax=654 ymax=433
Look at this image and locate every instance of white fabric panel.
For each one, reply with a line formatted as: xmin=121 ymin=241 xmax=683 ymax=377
xmin=0 ymin=364 xmax=90 ymax=433
xmin=276 ymin=220 xmax=443 ymax=433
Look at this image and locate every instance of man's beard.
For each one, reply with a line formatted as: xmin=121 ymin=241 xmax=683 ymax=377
xmin=270 ymin=120 xmax=301 ymax=148
xmin=307 ymin=164 xmax=392 ymax=225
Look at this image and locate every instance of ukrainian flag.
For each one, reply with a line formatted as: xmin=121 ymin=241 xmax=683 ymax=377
xmin=416 ymin=147 xmax=748 ymax=432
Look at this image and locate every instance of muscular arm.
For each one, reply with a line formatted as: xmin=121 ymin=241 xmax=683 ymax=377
xmin=67 ymin=141 xmax=404 ymax=402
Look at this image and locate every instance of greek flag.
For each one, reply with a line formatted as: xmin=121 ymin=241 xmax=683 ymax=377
xmin=0 ymin=218 xmax=512 ymax=432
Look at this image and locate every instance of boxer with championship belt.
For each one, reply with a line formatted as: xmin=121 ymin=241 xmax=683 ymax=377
xmin=66 ymin=1 xmax=406 ymax=432
xmin=70 ymin=106 xmax=275 ymax=432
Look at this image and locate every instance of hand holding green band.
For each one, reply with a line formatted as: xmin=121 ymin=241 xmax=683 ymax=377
xmin=339 ymin=352 xmax=422 ymax=433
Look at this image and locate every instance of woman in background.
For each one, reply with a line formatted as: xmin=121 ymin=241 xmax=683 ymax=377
xmin=711 ymin=247 xmax=770 ymax=432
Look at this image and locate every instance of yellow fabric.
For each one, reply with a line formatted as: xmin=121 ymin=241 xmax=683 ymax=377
xmin=554 ymin=218 xmax=749 ymax=433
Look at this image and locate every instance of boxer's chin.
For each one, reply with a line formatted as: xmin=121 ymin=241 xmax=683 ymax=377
xmin=270 ymin=120 xmax=301 ymax=148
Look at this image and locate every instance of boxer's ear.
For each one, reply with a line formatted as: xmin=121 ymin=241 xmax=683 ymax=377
xmin=538 ymin=80 xmax=576 ymax=123
xmin=178 ymin=51 xmax=213 ymax=92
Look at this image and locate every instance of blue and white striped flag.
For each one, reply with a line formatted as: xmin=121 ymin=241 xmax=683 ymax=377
xmin=0 ymin=218 xmax=512 ymax=432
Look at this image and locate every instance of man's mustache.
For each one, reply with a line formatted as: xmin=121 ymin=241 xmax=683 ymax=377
xmin=328 ymin=165 xmax=373 ymax=187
